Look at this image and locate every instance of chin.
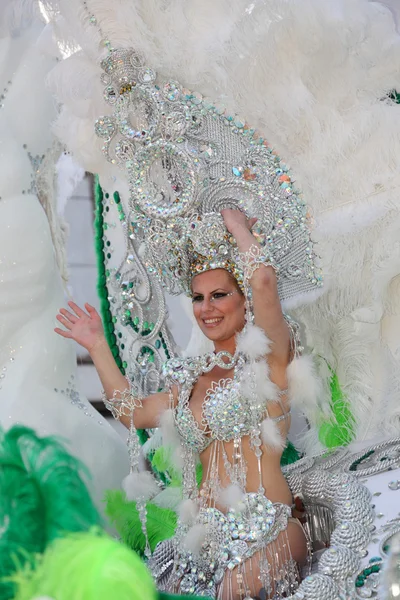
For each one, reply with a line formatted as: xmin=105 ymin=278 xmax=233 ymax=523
xmin=200 ymin=327 xmax=235 ymax=343
xmin=200 ymin=328 xmax=223 ymax=341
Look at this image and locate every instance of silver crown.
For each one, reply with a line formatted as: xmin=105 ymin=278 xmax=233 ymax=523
xmin=95 ymin=48 xmax=322 ymax=299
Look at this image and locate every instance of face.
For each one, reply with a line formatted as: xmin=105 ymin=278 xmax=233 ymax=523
xmin=191 ymin=269 xmax=245 ymax=343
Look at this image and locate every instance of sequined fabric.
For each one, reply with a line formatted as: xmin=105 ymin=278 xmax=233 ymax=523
xmin=149 ymin=494 xmax=299 ymax=598
xmin=163 ymin=353 xmax=267 ymax=453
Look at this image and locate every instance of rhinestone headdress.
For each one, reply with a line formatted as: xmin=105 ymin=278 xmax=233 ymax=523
xmin=95 ymin=48 xmax=322 ymax=299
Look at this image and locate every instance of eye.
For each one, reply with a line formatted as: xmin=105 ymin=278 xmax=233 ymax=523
xmin=191 ymin=295 xmax=203 ymax=303
xmin=212 ymin=292 xmax=227 ymax=300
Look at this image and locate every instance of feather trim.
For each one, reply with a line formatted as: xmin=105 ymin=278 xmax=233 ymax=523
xmin=183 ymin=524 xmax=206 ymax=555
xmin=159 ymin=409 xmax=179 ymax=448
xmin=261 ymin=418 xmax=285 ymax=450
xmin=253 ymin=360 xmax=279 ymax=402
xmin=141 ymin=428 xmax=163 ymax=457
xmin=236 ymin=324 xmax=271 ymax=359
xmin=240 ymin=360 xmax=279 ymax=404
xmin=159 ymin=409 xmax=184 ymax=470
xmin=152 ymin=486 xmax=182 ymax=511
xmin=287 ymin=354 xmax=327 ymax=419
xmin=179 ymin=498 xmax=199 ymax=525
xmin=218 ymin=484 xmax=245 ymax=511
xmin=122 ymin=471 xmax=159 ymax=502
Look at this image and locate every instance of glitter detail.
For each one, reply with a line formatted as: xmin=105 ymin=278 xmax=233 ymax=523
xmin=94 ymin=48 xmax=322 ymax=301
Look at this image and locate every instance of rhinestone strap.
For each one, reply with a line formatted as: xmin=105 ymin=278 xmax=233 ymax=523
xmin=237 ymin=244 xmax=280 ymax=283
xmin=101 ymin=381 xmax=144 ymax=473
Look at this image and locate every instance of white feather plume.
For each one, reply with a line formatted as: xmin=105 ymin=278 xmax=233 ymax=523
xmin=159 ymin=409 xmax=184 ymax=469
xmin=261 ymin=417 xmax=285 ymax=451
xmin=236 ymin=324 xmax=271 ymax=359
xmin=287 ymin=355 xmax=329 ymax=420
xmin=240 ymin=359 xmax=279 ymax=404
xmin=179 ymin=498 xmax=199 ymax=525
xmin=141 ymin=428 xmax=163 ymax=457
xmin=253 ymin=360 xmax=279 ymax=402
xmin=159 ymin=408 xmax=180 ymax=448
xmin=152 ymin=486 xmax=183 ymax=510
xmin=183 ymin=524 xmax=207 ymax=555
xmin=122 ymin=471 xmax=159 ymax=502
xmin=218 ymin=483 xmax=245 ymax=511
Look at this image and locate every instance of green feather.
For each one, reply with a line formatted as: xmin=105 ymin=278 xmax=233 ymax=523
xmin=281 ymin=441 xmax=301 ymax=466
xmin=0 ymin=425 xmax=100 ymax=599
xmin=319 ymin=371 xmax=355 ymax=448
xmin=104 ymin=490 xmax=177 ymax=556
xmin=12 ymin=529 xmax=158 ymax=600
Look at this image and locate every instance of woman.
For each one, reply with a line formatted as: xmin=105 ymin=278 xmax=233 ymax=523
xmin=55 ymin=208 xmax=310 ymax=600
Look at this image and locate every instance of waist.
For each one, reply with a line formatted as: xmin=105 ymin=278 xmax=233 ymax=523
xmin=200 ymin=455 xmax=292 ymax=510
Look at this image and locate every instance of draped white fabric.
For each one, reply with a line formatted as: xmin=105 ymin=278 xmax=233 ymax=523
xmin=0 ymin=13 xmax=129 ymax=509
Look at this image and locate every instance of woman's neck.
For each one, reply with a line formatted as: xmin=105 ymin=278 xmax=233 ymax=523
xmin=213 ymin=337 xmax=236 ymax=355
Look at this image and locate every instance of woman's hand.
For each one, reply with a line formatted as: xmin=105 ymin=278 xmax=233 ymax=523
xmin=55 ymin=301 xmax=106 ymax=354
xmin=221 ymin=208 xmax=257 ymax=235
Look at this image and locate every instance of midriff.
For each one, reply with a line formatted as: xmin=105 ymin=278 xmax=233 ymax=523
xmin=199 ymin=435 xmax=293 ymax=510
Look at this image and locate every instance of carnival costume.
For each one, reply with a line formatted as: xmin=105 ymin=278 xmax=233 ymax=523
xmin=92 ymin=40 xmax=321 ymax=600
xmin=32 ymin=0 xmax=400 ymax=598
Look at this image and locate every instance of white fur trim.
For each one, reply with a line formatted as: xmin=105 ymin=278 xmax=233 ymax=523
xmin=152 ymin=486 xmax=183 ymax=510
xmin=218 ymin=483 xmax=245 ymax=511
xmin=253 ymin=360 xmax=279 ymax=402
xmin=159 ymin=408 xmax=180 ymax=448
xmin=122 ymin=471 xmax=159 ymax=502
xmin=236 ymin=324 xmax=271 ymax=360
xmin=159 ymin=409 xmax=185 ymax=469
xmin=287 ymin=355 xmax=326 ymax=418
xmin=183 ymin=524 xmax=207 ymax=555
xmin=240 ymin=360 xmax=279 ymax=403
xmin=141 ymin=428 xmax=163 ymax=456
xmin=261 ymin=417 xmax=285 ymax=450
xmin=179 ymin=498 xmax=199 ymax=525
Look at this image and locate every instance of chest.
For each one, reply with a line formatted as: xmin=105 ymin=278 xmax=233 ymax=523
xmin=188 ymin=367 xmax=235 ymax=425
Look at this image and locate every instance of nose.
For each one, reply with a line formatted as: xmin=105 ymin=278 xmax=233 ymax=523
xmin=200 ymin=296 xmax=214 ymax=313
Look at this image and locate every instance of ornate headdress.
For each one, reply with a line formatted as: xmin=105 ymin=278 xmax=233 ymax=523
xmin=95 ymin=48 xmax=322 ymax=300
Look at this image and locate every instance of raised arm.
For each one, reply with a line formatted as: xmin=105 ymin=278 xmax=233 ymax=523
xmin=221 ymin=209 xmax=290 ymax=367
xmin=55 ymin=301 xmax=169 ymax=429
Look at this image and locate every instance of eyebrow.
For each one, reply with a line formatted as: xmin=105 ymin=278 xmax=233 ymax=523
xmin=191 ymin=288 xmax=229 ymax=295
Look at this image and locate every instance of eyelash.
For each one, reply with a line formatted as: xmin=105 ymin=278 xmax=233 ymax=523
xmin=192 ymin=292 xmax=227 ymax=303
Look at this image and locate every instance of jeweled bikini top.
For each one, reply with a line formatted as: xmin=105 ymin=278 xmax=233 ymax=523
xmin=163 ymin=352 xmax=269 ymax=454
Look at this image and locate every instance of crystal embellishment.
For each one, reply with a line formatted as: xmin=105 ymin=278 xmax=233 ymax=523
xmin=94 ymin=47 xmax=322 ymax=301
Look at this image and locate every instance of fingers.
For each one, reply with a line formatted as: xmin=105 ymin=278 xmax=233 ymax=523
xmin=54 ymin=327 xmax=73 ymax=339
xmin=68 ymin=300 xmax=87 ymax=318
xmin=59 ymin=308 xmax=78 ymax=323
xmin=56 ymin=314 xmax=73 ymax=330
xmin=85 ymin=303 xmax=98 ymax=316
